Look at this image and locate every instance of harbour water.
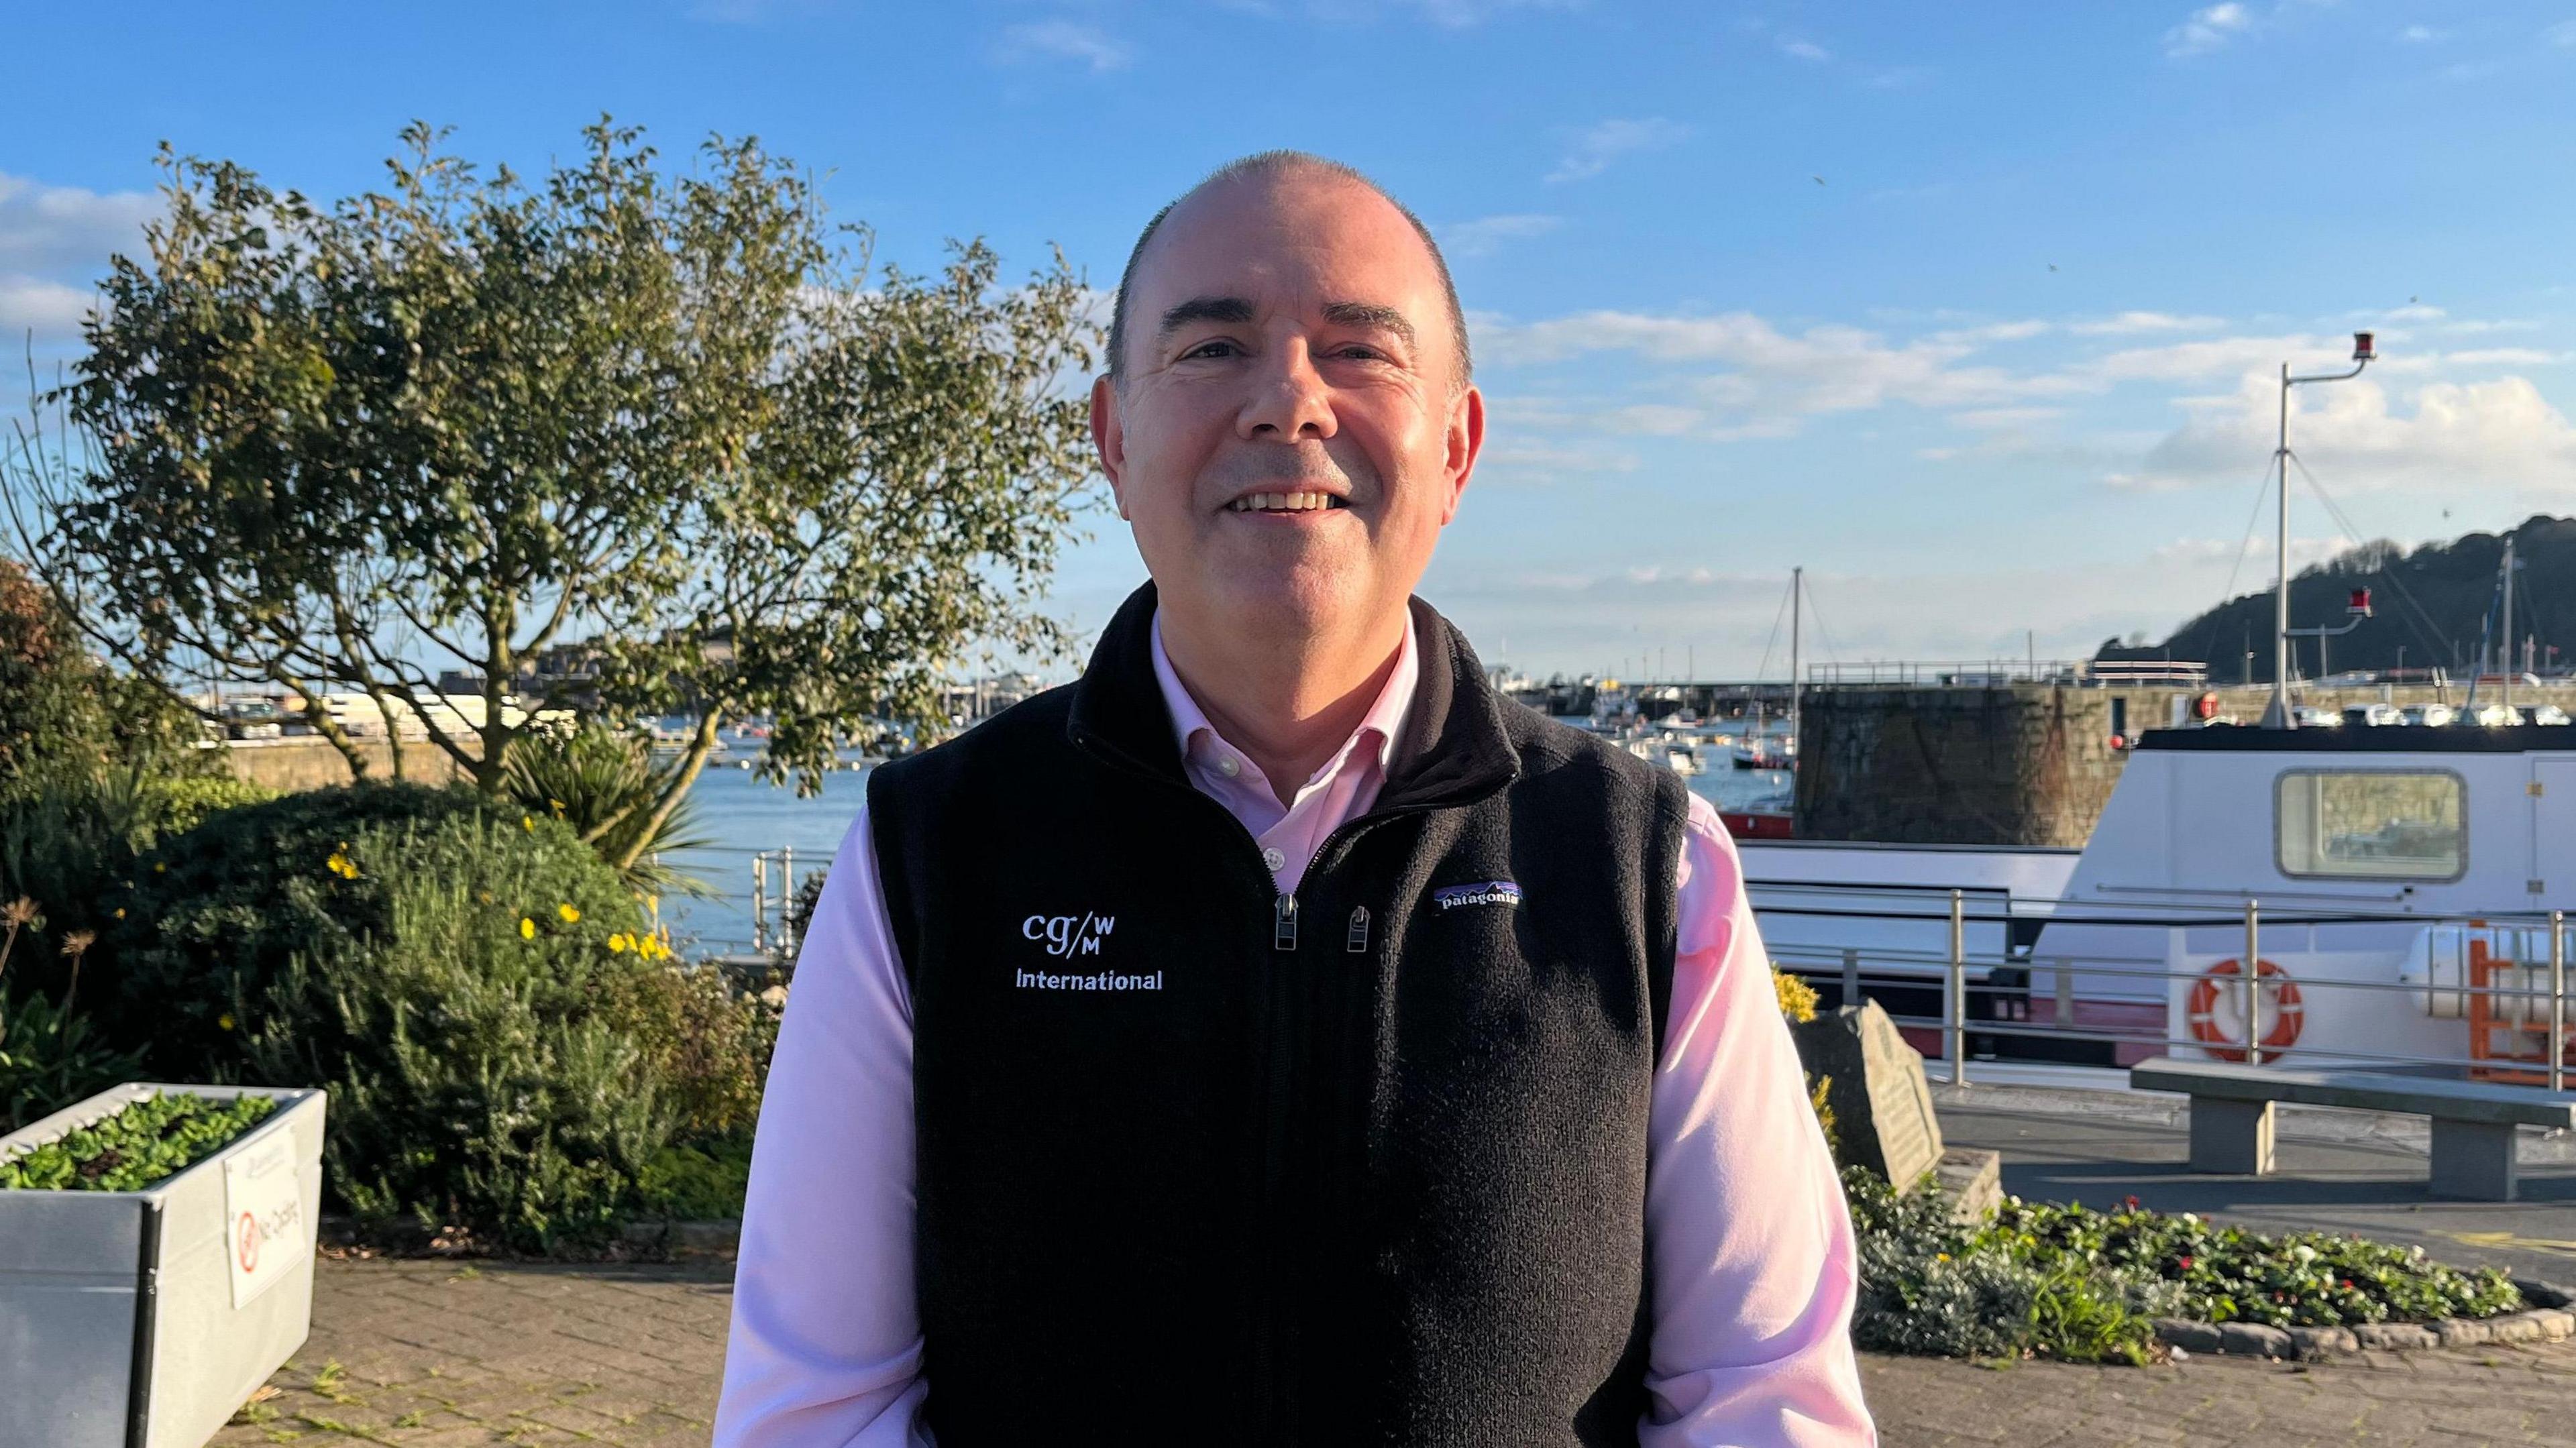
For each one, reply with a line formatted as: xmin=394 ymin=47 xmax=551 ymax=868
xmin=659 ymin=753 xmax=1794 ymax=953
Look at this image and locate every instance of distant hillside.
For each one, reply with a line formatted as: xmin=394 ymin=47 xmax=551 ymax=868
xmin=2096 ymin=515 xmax=2576 ymax=684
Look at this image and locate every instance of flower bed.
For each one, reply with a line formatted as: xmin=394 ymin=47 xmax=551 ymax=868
xmin=0 ymin=1089 xmax=278 ymax=1191
xmin=1989 ymin=1194 xmax=2520 ymax=1329
xmin=1847 ymin=1168 xmax=2534 ymax=1365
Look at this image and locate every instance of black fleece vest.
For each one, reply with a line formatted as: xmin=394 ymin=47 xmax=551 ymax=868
xmin=869 ymin=583 xmax=1687 ymax=1447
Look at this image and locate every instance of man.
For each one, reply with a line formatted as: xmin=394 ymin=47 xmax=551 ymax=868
xmin=716 ymin=152 xmax=1872 ymax=1447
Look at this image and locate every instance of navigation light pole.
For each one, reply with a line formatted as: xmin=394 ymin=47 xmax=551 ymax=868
xmin=2263 ymin=331 xmax=2377 ymax=729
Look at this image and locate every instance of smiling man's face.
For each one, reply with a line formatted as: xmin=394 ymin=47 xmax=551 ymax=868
xmin=1092 ymin=166 xmax=1483 ymax=647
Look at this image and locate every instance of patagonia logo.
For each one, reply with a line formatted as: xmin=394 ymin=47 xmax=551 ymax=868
xmin=1431 ymin=879 xmax=1523 ymax=912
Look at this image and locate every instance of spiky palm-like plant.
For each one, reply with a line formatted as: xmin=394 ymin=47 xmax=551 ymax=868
xmin=502 ymin=721 xmax=715 ymax=898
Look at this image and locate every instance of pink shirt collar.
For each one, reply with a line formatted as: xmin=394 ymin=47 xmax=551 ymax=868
xmin=1150 ymin=609 xmax=1419 ymax=784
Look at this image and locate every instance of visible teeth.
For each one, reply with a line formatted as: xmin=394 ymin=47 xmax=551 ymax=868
xmin=1230 ymin=492 xmax=1343 ymax=513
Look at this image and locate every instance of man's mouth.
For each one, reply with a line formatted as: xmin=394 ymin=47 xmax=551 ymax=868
xmin=1225 ymin=491 xmax=1349 ymax=514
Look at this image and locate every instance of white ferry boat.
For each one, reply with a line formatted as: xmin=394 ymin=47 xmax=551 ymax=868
xmin=1751 ymin=721 xmax=2575 ymax=1083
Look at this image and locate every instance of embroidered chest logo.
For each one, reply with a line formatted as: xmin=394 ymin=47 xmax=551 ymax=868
xmin=1430 ymin=879 xmax=1523 ymax=912
xmin=1022 ymin=912 xmax=1115 ymax=958
xmin=1016 ymin=913 xmax=1161 ymax=992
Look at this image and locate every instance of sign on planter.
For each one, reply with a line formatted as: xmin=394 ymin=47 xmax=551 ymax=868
xmin=221 ymin=1128 xmax=305 ymax=1309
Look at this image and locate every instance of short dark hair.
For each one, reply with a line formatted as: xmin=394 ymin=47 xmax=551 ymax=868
xmin=1105 ymin=151 xmax=1472 ymax=390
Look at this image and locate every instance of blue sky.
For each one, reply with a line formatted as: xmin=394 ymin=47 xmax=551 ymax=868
xmin=7 ymin=1 xmax=2576 ymax=679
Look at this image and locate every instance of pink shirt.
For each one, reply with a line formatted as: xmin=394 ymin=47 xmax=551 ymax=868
xmin=716 ymin=612 xmax=1874 ymax=1447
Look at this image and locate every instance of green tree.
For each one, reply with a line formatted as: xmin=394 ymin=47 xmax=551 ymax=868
xmin=9 ymin=121 xmax=1098 ymax=868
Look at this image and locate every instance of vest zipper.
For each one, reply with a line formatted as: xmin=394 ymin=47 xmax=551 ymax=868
xmin=1066 ymin=726 xmax=1486 ymax=1431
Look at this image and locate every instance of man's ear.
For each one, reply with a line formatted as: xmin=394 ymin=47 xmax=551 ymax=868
xmin=1440 ymin=384 xmax=1485 ymax=526
xmin=1091 ymin=374 xmax=1130 ymax=520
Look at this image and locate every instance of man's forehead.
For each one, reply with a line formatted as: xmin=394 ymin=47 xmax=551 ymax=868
xmin=1132 ymin=170 xmax=1443 ymax=310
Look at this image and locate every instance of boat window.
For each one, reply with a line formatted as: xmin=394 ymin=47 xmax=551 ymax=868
xmin=2275 ymin=770 xmax=2465 ymax=881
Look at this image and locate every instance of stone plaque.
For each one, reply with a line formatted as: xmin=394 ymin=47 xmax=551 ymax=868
xmin=1791 ymin=1000 xmax=1946 ymax=1190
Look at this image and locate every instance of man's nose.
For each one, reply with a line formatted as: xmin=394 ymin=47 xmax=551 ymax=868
xmin=1238 ymin=339 xmax=1336 ymax=442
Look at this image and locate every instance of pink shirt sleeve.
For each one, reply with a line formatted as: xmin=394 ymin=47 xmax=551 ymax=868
xmin=715 ymin=807 xmax=932 ymax=1447
xmin=1642 ymin=793 xmax=1874 ymax=1445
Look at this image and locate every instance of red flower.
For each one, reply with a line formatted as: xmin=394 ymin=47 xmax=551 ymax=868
xmin=2178 ymin=1256 xmax=2194 ymax=1271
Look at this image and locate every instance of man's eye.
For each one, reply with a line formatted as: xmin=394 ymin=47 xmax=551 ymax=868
xmin=1181 ymin=340 xmax=1239 ymax=359
xmin=1332 ymin=345 xmax=1388 ymax=361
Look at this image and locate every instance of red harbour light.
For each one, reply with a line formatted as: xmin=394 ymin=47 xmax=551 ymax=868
xmin=2352 ymin=330 xmax=2375 ymax=361
xmin=2347 ymin=588 xmax=2373 ymax=617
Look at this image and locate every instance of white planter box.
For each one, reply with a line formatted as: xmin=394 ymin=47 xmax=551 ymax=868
xmin=0 ymin=1082 xmax=327 ymax=1448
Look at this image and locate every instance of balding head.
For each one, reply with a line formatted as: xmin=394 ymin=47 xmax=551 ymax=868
xmin=1106 ymin=152 xmax=1472 ymax=390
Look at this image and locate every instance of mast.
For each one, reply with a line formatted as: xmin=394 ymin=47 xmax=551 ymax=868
xmin=2267 ymin=365 xmax=2293 ymax=728
xmin=2503 ymin=535 xmax=2517 ymax=712
xmin=1789 ymin=565 xmax=1803 ymax=756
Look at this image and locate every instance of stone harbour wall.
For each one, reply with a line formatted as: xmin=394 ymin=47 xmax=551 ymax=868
xmin=221 ymin=736 xmax=476 ymax=791
xmin=1795 ymin=680 xmax=2576 ymax=846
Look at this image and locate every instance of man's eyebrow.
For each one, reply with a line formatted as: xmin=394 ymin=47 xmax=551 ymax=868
xmin=1320 ymin=300 xmax=1415 ymax=345
xmin=1158 ymin=296 xmax=1256 ymax=335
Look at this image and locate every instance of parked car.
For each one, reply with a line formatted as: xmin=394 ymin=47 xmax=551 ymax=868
xmin=2467 ymin=703 xmax=2525 ymax=727
xmin=2291 ymin=706 xmax=2343 ymax=728
xmin=2401 ymin=704 xmax=2456 ymax=727
xmin=2341 ymin=703 xmax=2404 ymax=728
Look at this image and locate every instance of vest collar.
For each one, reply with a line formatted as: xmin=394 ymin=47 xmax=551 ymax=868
xmin=1067 ymin=581 xmax=1519 ymax=813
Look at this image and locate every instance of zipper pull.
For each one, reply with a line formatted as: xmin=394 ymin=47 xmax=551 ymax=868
xmin=1274 ymin=894 xmax=1299 ymax=952
xmin=1346 ymin=906 xmax=1370 ymax=954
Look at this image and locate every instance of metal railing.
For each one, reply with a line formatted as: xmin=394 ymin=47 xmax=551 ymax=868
xmin=1758 ymin=889 xmax=2573 ymax=1093
xmin=1804 ymin=659 xmax=2211 ymax=689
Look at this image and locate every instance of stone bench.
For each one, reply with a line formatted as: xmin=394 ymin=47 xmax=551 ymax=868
xmin=2129 ymin=1056 xmax=2576 ymax=1201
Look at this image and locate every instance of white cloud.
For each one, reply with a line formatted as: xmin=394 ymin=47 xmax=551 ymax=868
xmin=2547 ymin=19 xmax=2576 ymax=46
xmin=1440 ymin=213 xmax=1561 ymax=258
xmin=1399 ymin=0 xmax=1581 ymax=25
xmin=0 ymin=172 xmax=158 ymax=276
xmin=0 ymin=276 xmax=93 ymax=337
xmin=1546 ymin=119 xmax=1690 ymax=184
xmin=2164 ymin=2 xmax=2253 ymax=57
xmin=1953 ymin=406 xmax=2065 ymax=431
xmin=1779 ymin=38 xmax=1831 ymax=62
xmin=1427 ymin=546 xmax=2350 ymax=675
xmin=2119 ymin=374 xmax=2576 ymax=495
xmin=1472 ymin=439 xmax=1640 ymax=486
xmin=2070 ymin=311 xmax=2229 ymax=337
xmin=2398 ymin=23 xmax=2443 ymax=43
xmin=998 ymin=19 xmax=1132 ymax=72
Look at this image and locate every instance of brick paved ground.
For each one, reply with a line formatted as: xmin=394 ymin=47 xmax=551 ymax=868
xmin=216 ymin=1256 xmax=2576 ymax=1447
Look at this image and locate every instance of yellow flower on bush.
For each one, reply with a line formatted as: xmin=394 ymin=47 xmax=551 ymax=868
xmin=607 ymin=932 xmax=632 ymax=953
xmin=325 ymin=849 xmax=360 ymax=880
xmin=521 ymin=815 xmax=534 ymax=832
xmin=217 ymin=1013 xmax=235 ymax=1031
xmin=519 ymin=917 xmax=537 ymax=940
xmin=557 ymin=903 xmax=580 ymax=924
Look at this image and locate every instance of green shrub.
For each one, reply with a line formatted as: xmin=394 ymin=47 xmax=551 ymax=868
xmin=0 ymin=989 xmax=146 ymax=1132
xmin=597 ymin=965 xmax=780 ymax=1142
xmin=636 ymin=1135 xmax=754 ymax=1220
xmin=118 ymin=784 xmax=682 ymax=1250
xmin=106 ymin=783 xmax=496 ymax=1068
xmin=0 ymin=1091 xmax=276 ymax=1191
xmin=0 ymin=765 xmax=278 ymax=1009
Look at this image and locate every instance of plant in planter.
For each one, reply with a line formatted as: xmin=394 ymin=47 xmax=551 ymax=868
xmin=0 ymin=1089 xmax=276 ymax=1192
xmin=0 ymin=1082 xmax=327 ymax=1448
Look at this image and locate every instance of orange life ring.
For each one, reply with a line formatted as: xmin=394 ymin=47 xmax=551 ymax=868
xmin=2186 ymin=957 xmax=2302 ymax=1062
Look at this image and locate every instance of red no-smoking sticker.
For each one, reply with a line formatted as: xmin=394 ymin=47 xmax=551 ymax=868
xmin=236 ymin=1210 xmax=262 ymax=1274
